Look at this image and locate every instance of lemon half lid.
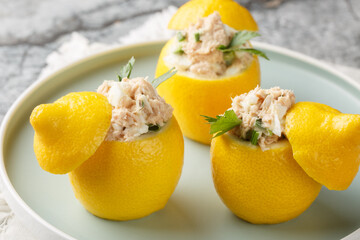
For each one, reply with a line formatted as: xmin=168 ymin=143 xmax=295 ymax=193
xmin=168 ymin=0 xmax=258 ymax=31
xmin=30 ymin=92 xmax=112 ymax=174
xmin=285 ymin=102 xmax=360 ymax=190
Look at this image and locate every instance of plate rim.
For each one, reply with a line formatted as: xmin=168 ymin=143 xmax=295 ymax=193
xmin=1 ymin=40 xmax=359 ymax=240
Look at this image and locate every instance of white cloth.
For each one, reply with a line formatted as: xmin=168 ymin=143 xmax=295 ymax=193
xmin=1 ymin=5 xmax=360 ymax=240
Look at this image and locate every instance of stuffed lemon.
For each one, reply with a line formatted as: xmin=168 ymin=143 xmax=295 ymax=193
xmin=156 ymin=5 xmax=267 ymax=145
xmin=30 ymin=58 xmax=184 ymax=220
xmin=205 ymin=87 xmax=322 ymax=224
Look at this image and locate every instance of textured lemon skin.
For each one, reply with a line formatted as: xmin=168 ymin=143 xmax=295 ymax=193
xmin=168 ymin=0 xmax=258 ymax=31
xmin=285 ymin=102 xmax=360 ymax=190
xmin=155 ymin=38 xmax=260 ymax=145
xmin=69 ymin=117 xmax=184 ymax=221
xmin=211 ymin=134 xmax=322 ymax=224
xmin=30 ymin=92 xmax=112 ymax=174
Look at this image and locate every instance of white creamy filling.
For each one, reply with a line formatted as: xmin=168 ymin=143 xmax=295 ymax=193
xmin=97 ymin=78 xmax=173 ymax=142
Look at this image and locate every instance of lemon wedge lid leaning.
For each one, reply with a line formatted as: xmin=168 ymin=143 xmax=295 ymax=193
xmin=30 ymin=92 xmax=112 ymax=174
xmin=284 ymin=102 xmax=360 ymax=190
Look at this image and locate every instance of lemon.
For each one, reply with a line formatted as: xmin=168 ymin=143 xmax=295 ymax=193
xmin=285 ymin=102 xmax=360 ymax=190
xmin=69 ymin=117 xmax=184 ymax=220
xmin=30 ymin=92 xmax=112 ymax=174
xmin=168 ymin=0 xmax=258 ymax=31
xmin=156 ymin=38 xmax=260 ymax=144
xmin=211 ymin=134 xmax=322 ymax=224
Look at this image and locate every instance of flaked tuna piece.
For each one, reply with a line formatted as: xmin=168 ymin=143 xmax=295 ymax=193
xmin=97 ymin=77 xmax=173 ymax=141
xmin=230 ymin=86 xmax=295 ymax=150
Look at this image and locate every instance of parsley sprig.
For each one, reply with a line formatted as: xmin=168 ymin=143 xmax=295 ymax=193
xmin=202 ymin=111 xmax=267 ymax=146
xmin=117 ymin=57 xmax=177 ymax=89
xmin=202 ymin=110 xmax=242 ymax=138
xmin=217 ymin=30 xmax=269 ymax=60
xmin=117 ymin=57 xmax=135 ymax=81
xmin=151 ymin=67 xmax=177 ymax=88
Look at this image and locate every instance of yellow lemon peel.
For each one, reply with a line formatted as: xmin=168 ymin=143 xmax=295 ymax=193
xmin=211 ymin=134 xmax=322 ymax=224
xmin=168 ymin=0 xmax=258 ymax=31
xmin=69 ymin=117 xmax=184 ymax=220
xmin=30 ymin=92 xmax=112 ymax=174
xmin=285 ymin=102 xmax=360 ymax=190
xmin=155 ymin=38 xmax=260 ymax=144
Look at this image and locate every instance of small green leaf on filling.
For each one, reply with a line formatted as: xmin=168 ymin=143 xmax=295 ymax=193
xmin=118 ymin=56 xmax=135 ymax=81
xmin=217 ymin=30 xmax=269 ymax=60
xmin=236 ymin=48 xmax=270 ymax=60
xmin=151 ymin=67 xmax=177 ymax=88
xmin=177 ymin=32 xmax=186 ymax=42
xmin=230 ymin=31 xmax=261 ymax=48
xmin=202 ymin=110 xmax=242 ymax=138
xmin=250 ymin=130 xmax=260 ymax=145
xmin=195 ymin=32 xmax=201 ymax=42
xmin=148 ymin=124 xmax=160 ymax=131
xmin=223 ymin=51 xmax=235 ymax=66
xmin=217 ymin=45 xmax=228 ymax=50
xmin=255 ymin=118 xmax=273 ymax=135
xmin=174 ymin=46 xmax=185 ymax=55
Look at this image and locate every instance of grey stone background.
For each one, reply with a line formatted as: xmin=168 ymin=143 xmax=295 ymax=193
xmin=0 ymin=0 xmax=360 ymax=123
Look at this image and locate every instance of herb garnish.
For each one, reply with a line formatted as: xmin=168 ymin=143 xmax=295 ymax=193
xmin=223 ymin=51 xmax=235 ymax=66
xmin=202 ymin=110 xmax=242 ymax=138
xmin=117 ymin=56 xmax=135 ymax=81
xmin=177 ymin=32 xmax=186 ymax=42
xmin=148 ymin=124 xmax=160 ymax=131
xmin=174 ymin=46 xmax=185 ymax=55
xmin=195 ymin=32 xmax=201 ymax=42
xmin=217 ymin=30 xmax=269 ymax=60
xmin=255 ymin=119 xmax=273 ymax=136
xmin=250 ymin=130 xmax=260 ymax=145
xmin=151 ymin=67 xmax=177 ymax=88
xmin=117 ymin=57 xmax=177 ymax=89
xmin=229 ymin=31 xmax=261 ymax=48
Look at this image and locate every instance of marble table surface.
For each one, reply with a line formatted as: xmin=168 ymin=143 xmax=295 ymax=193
xmin=0 ymin=0 xmax=360 ymax=123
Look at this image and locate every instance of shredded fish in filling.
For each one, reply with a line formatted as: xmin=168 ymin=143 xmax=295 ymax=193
xmin=164 ymin=12 xmax=253 ymax=79
xmin=97 ymin=77 xmax=173 ymax=141
xmin=230 ymin=86 xmax=295 ymax=150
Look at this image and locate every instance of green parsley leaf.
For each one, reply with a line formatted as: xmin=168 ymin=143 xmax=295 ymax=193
xmin=217 ymin=30 xmax=269 ymax=61
xmin=201 ymin=115 xmax=218 ymax=123
xmin=151 ymin=67 xmax=177 ymax=88
xmin=223 ymin=51 xmax=235 ymax=66
xmin=202 ymin=110 xmax=242 ymax=138
xmin=217 ymin=45 xmax=228 ymax=50
xmin=255 ymin=119 xmax=263 ymax=129
xmin=255 ymin=118 xmax=273 ymax=136
xmin=229 ymin=31 xmax=261 ymax=48
xmin=177 ymin=32 xmax=186 ymax=42
xmin=148 ymin=124 xmax=160 ymax=131
xmin=195 ymin=32 xmax=201 ymax=42
xmin=174 ymin=46 xmax=184 ymax=55
xmin=236 ymin=48 xmax=270 ymax=60
xmin=250 ymin=130 xmax=260 ymax=145
xmin=117 ymin=56 xmax=135 ymax=81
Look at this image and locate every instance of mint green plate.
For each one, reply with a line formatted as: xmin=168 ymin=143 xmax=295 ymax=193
xmin=1 ymin=41 xmax=360 ymax=240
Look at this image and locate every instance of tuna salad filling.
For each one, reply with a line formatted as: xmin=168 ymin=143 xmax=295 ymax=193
xmin=203 ymin=87 xmax=295 ymax=151
xmin=97 ymin=77 xmax=173 ymax=141
xmin=164 ymin=12 xmax=255 ymax=79
xmin=230 ymin=87 xmax=295 ymax=150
